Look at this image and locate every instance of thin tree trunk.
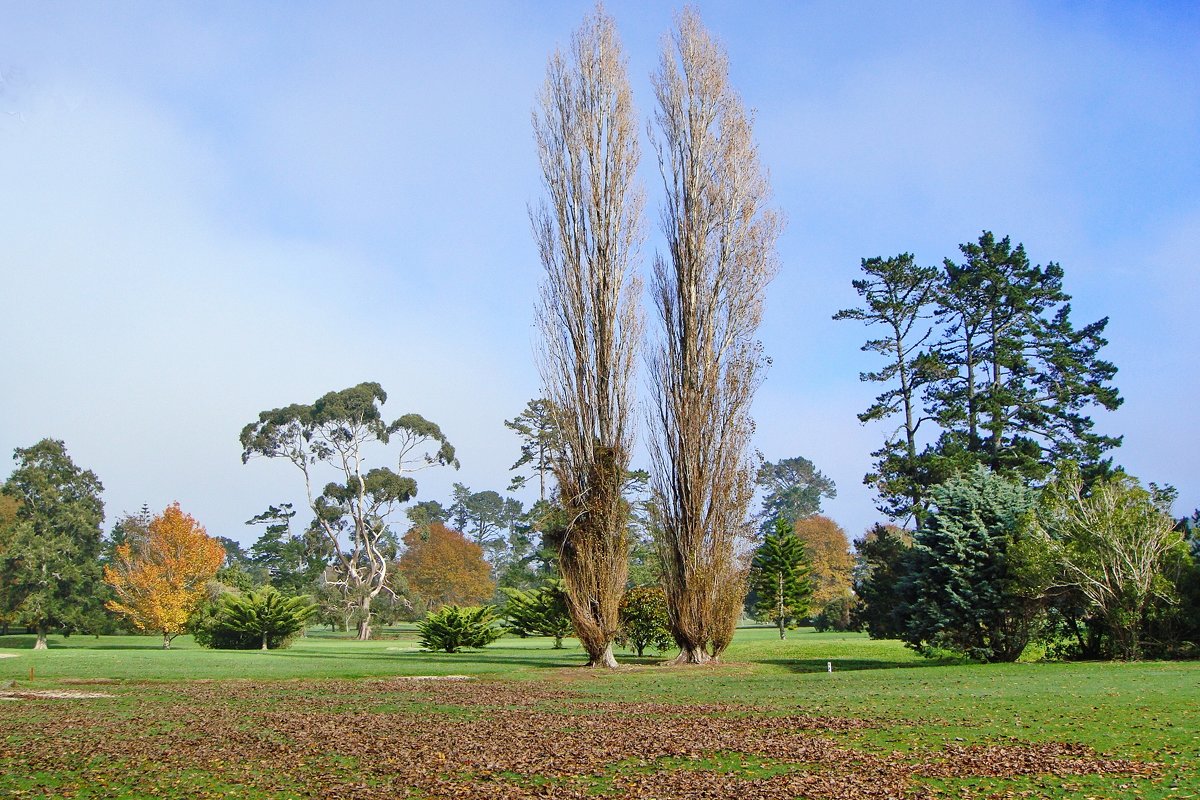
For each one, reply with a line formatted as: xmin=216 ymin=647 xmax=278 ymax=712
xmin=966 ymin=343 xmax=978 ymax=450
xmin=261 ymin=630 xmax=269 ymax=651
xmin=777 ymin=573 xmax=786 ymax=639
xmin=162 ymin=631 xmax=171 ymax=650
xmin=896 ymin=328 xmax=926 ymax=531
xmin=538 ymin=441 xmax=546 ymax=504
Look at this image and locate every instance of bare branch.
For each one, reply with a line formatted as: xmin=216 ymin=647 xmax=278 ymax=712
xmin=647 ymin=8 xmax=780 ymax=664
xmin=533 ymin=5 xmax=644 ymax=668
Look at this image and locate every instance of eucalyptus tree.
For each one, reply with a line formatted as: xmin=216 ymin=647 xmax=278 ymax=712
xmin=648 ymin=9 xmax=781 ymax=663
xmin=532 ymin=6 xmax=643 ymax=667
xmin=240 ymin=382 xmax=457 ymax=640
xmin=834 ymin=253 xmax=941 ymax=528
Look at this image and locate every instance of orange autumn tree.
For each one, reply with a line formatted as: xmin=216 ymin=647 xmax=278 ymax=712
xmin=792 ymin=515 xmax=855 ymax=611
xmin=104 ymin=502 xmax=225 ymax=649
xmin=398 ymin=522 xmax=493 ymax=610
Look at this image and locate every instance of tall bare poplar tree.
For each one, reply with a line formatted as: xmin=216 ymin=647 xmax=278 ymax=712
xmin=648 ymin=9 xmax=781 ymax=664
xmin=532 ymin=6 xmax=643 ymax=668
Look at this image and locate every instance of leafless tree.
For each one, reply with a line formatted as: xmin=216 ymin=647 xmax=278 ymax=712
xmin=532 ymin=6 xmax=643 ymax=668
xmin=647 ymin=8 xmax=781 ymax=664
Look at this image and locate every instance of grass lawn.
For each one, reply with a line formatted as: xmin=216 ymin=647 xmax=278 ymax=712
xmin=1 ymin=626 xmax=1196 ymax=798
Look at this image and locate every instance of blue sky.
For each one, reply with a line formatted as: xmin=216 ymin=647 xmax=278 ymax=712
xmin=2 ymin=1 xmax=1197 ymax=546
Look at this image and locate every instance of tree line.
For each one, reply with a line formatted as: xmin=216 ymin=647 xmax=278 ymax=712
xmin=836 ymin=235 xmax=1199 ymax=661
xmin=3 ymin=5 xmax=1196 ymax=665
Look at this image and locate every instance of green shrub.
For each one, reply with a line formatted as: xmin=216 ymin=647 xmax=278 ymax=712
xmin=812 ymin=595 xmax=860 ymax=632
xmin=616 ymin=586 xmax=674 ymax=657
xmin=417 ymin=605 xmax=503 ymax=653
xmin=501 ymin=579 xmax=573 ymax=648
xmin=193 ymin=587 xmax=316 ymax=650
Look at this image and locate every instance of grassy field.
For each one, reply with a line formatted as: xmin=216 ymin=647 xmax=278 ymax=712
xmin=1 ymin=627 xmax=1197 ymax=798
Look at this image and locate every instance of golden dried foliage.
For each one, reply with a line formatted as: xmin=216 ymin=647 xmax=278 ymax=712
xmin=648 ymin=8 xmax=780 ymax=663
xmin=533 ymin=5 xmax=643 ymax=667
xmin=0 ymin=494 xmax=18 ymax=552
xmin=861 ymin=522 xmax=914 ymax=548
xmin=398 ymin=523 xmax=494 ymax=610
xmin=0 ymin=495 xmax=18 ymax=625
xmin=793 ymin=515 xmax=855 ymax=609
xmin=103 ymin=502 xmax=225 ymax=647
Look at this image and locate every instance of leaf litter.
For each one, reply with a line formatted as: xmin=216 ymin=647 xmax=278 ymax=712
xmin=0 ymin=677 xmax=1157 ymax=799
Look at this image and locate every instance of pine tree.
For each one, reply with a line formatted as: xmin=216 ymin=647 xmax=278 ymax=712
xmin=851 ymin=524 xmax=913 ymax=639
xmin=839 ymin=234 xmax=1123 ymax=527
xmin=929 ymin=232 xmax=1121 ymax=482
xmin=834 ymin=254 xmax=942 ymax=528
xmin=751 ymin=519 xmax=814 ymax=639
xmin=755 ymin=456 xmax=836 ymax=533
xmin=901 ymin=465 xmax=1037 ymax=661
xmin=504 ymin=399 xmax=561 ymax=501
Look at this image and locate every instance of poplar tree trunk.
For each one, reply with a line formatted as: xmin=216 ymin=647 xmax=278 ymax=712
xmin=532 ymin=8 xmax=642 ymax=670
xmin=649 ymin=10 xmax=779 ymax=664
xmin=670 ymin=644 xmax=711 ymax=665
xmin=588 ymin=641 xmax=618 ymax=669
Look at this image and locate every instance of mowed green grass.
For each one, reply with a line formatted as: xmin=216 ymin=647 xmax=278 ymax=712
xmin=2 ymin=627 xmax=1198 ymax=798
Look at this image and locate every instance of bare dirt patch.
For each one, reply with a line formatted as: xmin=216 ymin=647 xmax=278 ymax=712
xmin=0 ymin=679 xmax=1156 ymax=799
xmin=0 ymin=689 xmax=113 ymax=700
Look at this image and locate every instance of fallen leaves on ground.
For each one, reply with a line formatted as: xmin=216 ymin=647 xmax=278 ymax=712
xmin=0 ymin=678 xmax=1156 ymax=799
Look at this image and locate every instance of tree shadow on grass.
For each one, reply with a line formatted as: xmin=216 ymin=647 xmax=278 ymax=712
xmin=0 ymin=635 xmax=144 ymax=651
xmin=755 ymin=656 xmax=962 ymax=673
xmin=0 ymin=637 xmax=199 ymax=651
xmin=260 ymin=647 xmax=587 ymax=670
